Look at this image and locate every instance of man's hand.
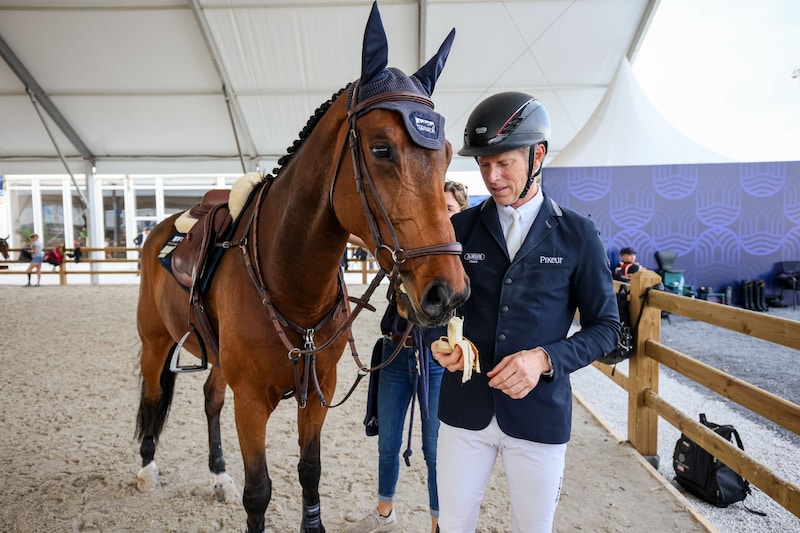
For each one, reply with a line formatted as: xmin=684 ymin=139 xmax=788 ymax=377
xmin=431 ymin=317 xmax=480 ymax=382
xmin=431 ymin=340 xmax=465 ymax=373
xmin=486 ymin=348 xmax=551 ymax=399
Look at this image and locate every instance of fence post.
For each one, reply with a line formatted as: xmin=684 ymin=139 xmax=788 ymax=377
xmin=58 ymin=245 xmax=67 ymax=285
xmin=627 ymin=269 xmax=663 ymax=466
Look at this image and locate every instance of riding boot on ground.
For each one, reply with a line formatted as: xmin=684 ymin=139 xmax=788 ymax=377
xmin=742 ymin=280 xmax=754 ymax=310
xmin=755 ymin=279 xmax=768 ymax=312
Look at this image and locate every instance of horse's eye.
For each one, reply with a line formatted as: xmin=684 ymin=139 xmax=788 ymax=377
xmin=370 ymin=145 xmax=392 ymax=160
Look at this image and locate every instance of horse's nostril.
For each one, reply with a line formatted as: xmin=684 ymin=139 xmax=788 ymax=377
xmin=421 ymin=279 xmax=458 ymax=320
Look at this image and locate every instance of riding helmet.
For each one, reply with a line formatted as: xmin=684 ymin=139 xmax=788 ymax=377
xmin=458 ymin=91 xmax=550 ymax=157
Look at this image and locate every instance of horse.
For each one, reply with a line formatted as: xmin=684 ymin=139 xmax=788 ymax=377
xmin=134 ymin=3 xmax=469 ymax=532
xmin=0 ymin=236 xmax=8 ymax=260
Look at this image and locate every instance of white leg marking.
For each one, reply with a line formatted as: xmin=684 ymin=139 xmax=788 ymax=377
xmin=136 ymin=460 xmax=160 ymax=492
xmin=213 ymin=472 xmax=239 ymax=503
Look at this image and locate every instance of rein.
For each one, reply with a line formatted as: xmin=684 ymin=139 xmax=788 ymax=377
xmin=237 ymin=82 xmax=462 ymax=409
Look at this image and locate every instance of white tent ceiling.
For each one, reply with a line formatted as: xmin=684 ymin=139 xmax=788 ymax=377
xmin=0 ymin=0 xmax=659 ymax=176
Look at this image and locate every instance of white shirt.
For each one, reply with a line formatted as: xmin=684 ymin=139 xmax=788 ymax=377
xmin=498 ymin=188 xmax=545 ymax=248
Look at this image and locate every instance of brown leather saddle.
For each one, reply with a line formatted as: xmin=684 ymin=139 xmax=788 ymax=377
xmin=167 ymin=189 xmax=238 ymax=370
xmin=171 ymin=188 xmax=233 ymax=289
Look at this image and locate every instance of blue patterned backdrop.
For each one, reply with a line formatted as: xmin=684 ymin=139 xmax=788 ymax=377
xmin=543 ymin=161 xmax=800 ymax=305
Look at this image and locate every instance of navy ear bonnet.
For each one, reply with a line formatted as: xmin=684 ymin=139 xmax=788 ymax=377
xmin=348 ymin=68 xmax=445 ymax=150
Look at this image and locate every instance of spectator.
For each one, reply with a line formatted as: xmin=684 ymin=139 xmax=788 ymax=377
xmin=24 ymin=233 xmax=45 ymax=287
xmin=347 ymin=180 xmax=469 ymax=533
xmin=67 ymin=239 xmax=83 ymax=263
xmin=134 ymin=227 xmax=150 ymax=270
xmin=431 ymin=92 xmax=620 ymax=532
xmin=613 ymin=246 xmax=645 ymax=282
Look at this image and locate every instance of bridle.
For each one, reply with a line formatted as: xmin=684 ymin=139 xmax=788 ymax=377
xmin=339 ymin=82 xmax=464 ymax=297
xmin=236 ymin=82 xmax=462 ymax=408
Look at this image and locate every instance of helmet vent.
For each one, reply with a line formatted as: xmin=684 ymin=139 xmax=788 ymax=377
xmin=499 ymin=116 xmax=523 ymax=135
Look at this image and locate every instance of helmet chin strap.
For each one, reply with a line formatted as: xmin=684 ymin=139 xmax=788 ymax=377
xmin=518 ymin=144 xmax=541 ymax=201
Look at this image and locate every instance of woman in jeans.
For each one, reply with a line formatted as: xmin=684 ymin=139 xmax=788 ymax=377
xmin=347 ymin=180 xmax=469 ymax=533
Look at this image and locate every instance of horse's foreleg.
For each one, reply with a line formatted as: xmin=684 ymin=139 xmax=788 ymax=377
xmin=234 ymin=391 xmax=273 ymax=533
xmin=204 ymin=368 xmax=238 ymax=503
xmin=297 ymin=402 xmax=327 ymax=533
xmin=135 ymin=344 xmax=176 ymax=492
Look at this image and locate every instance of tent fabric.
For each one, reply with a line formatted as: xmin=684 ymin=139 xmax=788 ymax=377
xmin=548 ymin=58 xmax=729 ymax=168
xmin=0 ymin=0 xmax=658 ymax=175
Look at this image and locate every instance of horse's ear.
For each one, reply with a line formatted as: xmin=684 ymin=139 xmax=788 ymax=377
xmin=414 ymin=28 xmax=456 ymax=96
xmin=360 ymin=1 xmax=389 ymax=84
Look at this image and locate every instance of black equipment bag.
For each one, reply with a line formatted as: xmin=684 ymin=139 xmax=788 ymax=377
xmin=673 ymin=413 xmax=757 ymax=509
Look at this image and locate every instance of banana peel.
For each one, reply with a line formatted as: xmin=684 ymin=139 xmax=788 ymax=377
xmin=436 ymin=316 xmax=480 ymax=383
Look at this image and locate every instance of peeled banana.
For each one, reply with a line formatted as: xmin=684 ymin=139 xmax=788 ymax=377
xmin=437 ymin=316 xmax=480 ymax=383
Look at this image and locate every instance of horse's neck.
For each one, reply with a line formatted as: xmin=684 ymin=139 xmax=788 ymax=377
xmin=257 ymin=95 xmax=350 ymax=316
xmin=259 ymin=168 xmax=348 ymax=314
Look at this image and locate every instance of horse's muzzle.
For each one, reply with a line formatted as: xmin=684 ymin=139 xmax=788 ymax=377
xmin=397 ymin=277 xmax=470 ymax=328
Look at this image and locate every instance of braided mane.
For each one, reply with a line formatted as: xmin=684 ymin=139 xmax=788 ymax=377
xmin=268 ymin=85 xmax=350 ymax=179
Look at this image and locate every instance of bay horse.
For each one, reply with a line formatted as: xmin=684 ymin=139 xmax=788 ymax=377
xmin=134 ymin=3 xmax=468 ymax=532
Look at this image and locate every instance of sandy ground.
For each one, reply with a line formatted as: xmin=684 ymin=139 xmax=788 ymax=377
xmin=0 ymin=283 xmax=709 ymax=532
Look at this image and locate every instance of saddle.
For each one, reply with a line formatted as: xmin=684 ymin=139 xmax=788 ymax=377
xmin=168 ymin=189 xmax=236 ymax=369
xmin=162 ymin=173 xmax=264 ymax=371
xmin=171 ymin=189 xmax=232 ymax=289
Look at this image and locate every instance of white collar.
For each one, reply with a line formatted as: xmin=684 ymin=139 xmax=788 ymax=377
xmin=498 ymin=189 xmax=544 ymax=235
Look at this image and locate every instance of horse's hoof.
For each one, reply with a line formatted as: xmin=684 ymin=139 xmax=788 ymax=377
xmin=136 ymin=461 xmax=160 ymax=492
xmin=213 ymin=472 xmax=239 ymax=503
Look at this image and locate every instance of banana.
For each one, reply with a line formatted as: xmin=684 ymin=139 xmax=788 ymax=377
xmin=437 ymin=316 xmax=480 ymax=383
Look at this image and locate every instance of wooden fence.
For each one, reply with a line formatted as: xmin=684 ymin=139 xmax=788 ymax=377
xmin=601 ymin=269 xmax=800 ymax=519
xmin=0 ymin=244 xmax=381 ymax=285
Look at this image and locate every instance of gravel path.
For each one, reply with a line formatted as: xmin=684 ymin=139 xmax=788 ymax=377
xmin=572 ymin=305 xmax=800 ymax=533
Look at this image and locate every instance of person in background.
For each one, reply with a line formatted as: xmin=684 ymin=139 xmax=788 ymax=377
xmin=68 ymin=238 xmax=83 ymax=263
xmin=431 ymin=92 xmax=620 ymax=532
xmin=613 ymin=246 xmax=645 ymax=282
xmin=347 ymin=180 xmax=469 ymax=533
xmin=24 ymin=233 xmax=45 ymax=287
xmin=134 ymin=227 xmax=150 ymax=270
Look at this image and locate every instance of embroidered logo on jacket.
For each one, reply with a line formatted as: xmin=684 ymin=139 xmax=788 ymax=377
xmin=463 ymin=252 xmax=485 ymax=263
xmin=539 ymin=255 xmax=564 ymax=264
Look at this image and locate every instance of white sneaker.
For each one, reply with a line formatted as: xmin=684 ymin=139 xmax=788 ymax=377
xmin=344 ymin=508 xmax=399 ymax=533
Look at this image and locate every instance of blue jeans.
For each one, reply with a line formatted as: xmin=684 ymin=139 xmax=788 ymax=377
xmin=377 ymin=338 xmax=444 ymax=516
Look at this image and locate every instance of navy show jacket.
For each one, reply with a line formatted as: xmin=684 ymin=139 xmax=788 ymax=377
xmin=438 ymin=194 xmax=620 ymax=444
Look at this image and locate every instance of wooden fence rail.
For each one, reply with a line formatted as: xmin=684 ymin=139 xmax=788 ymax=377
xmin=0 ymin=244 xmax=381 ymax=285
xmin=601 ymin=269 xmax=800 ymax=519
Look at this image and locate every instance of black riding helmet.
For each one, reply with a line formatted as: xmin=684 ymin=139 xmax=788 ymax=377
xmin=459 ymin=91 xmax=551 ymax=200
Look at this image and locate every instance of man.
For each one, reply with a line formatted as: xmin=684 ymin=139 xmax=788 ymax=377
xmin=431 ymin=92 xmax=620 ymax=532
xmin=613 ymin=246 xmax=645 ymax=282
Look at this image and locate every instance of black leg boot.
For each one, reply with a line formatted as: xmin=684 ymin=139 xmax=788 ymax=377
xmin=743 ymin=280 xmax=754 ymax=310
xmin=752 ymin=279 xmax=762 ymax=311
xmin=757 ymin=279 xmax=768 ymax=311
